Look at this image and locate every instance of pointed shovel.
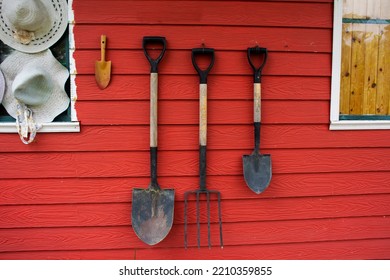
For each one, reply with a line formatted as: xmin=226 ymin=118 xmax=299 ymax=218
xmin=242 ymin=46 xmax=272 ymax=194
xmin=95 ymin=35 xmax=111 ymax=89
xmin=131 ymin=36 xmax=175 ymax=245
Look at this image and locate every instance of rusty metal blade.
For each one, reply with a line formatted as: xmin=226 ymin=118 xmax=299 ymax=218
xmin=243 ymin=153 xmax=272 ymax=194
xmin=95 ymin=60 xmax=111 ymax=89
xmin=131 ymin=188 xmax=174 ymax=245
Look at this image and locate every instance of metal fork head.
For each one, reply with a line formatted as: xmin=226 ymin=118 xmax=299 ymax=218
xmin=184 ymin=189 xmax=223 ymax=249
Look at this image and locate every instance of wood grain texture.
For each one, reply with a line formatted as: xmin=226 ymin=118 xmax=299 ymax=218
xmin=0 ymin=216 xmax=389 ymax=252
xmin=74 ymin=50 xmax=332 ymax=76
xmin=73 ymin=25 xmax=332 ymax=53
xmin=75 ymin=100 xmax=330 ymax=125
xmin=1 ymin=0 xmax=389 ymax=260
xmin=150 ymin=73 xmax=158 ymax=147
xmin=0 ymin=238 xmax=388 ymax=260
xmin=0 ymin=172 xmax=390 ymax=206
xmin=73 ymin=1 xmax=333 ymax=28
xmin=75 ymin=75 xmax=330 ymax=101
xmin=4 ymin=124 xmax=390 ymax=153
xmin=254 ymin=83 xmax=261 ymax=122
xmin=1 ymin=172 xmax=390 ymax=205
xmin=198 ymin=84 xmax=208 ymax=146
xmin=1 ymin=194 xmax=390 ymax=228
xmin=2 ymin=148 xmax=390 ymax=179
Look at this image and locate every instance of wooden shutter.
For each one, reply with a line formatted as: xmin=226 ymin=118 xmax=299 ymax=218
xmin=340 ymin=0 xmax=390 ymax=119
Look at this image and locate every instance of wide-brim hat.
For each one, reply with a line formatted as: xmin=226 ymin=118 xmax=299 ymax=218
xmin=0 ymin=49 xmax=70 ymax=124
xmin=0 ymin=69 xmax=4 ymax=103
xmin=0 ymin=0 xmax=68 ymax=53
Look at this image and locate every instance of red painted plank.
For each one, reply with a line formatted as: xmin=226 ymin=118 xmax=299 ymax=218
xmin=1 ymin=172 xmax=390 ymax=205
xmin=75 ymin=75 xmax=330 ymax=101
xmin=75 ymin=100 xmax=329 ymax=125
xmin=0 ymin=238 xmax=388 ymax=260
xmin=74 ymin=50 xmax=331 ymax=76
xmin=74 ymin=25 xmax=332 ymax=52
xmin=4 ymin=124 xmax=390 ymax=153
xmin=2 ymin=148 xmax=390 ymax=179
xmin=1 ymin=194 xmax=390 ymax=228
xmin=73 ymin=1 xmax=333 ymax=28
xmin=0 ymin=217 xmax=389 ymax=252
xmin=0 ymin=0 xmax=386 ymax=261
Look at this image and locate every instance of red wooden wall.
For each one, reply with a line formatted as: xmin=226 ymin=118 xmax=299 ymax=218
xmin=1 ymin=0 xmax=390 ymax=259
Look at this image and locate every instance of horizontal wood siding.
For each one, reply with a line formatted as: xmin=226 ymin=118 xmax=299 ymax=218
xmin=1 ymin=0 xmax=389 ymax=259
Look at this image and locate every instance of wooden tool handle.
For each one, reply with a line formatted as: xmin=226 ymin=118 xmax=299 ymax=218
xmin=199 ymin=84 xmax=207 ymax=146
xmin=254 ymin=82 xmax=261 ymax=123
xmin=150 ymin=73 xmax=158 ymax=147
xmin=100 ymin=35 xmax=107 ymax=61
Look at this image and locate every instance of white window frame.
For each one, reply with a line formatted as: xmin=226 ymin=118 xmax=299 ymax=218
xmin=0 ymin=0 xmax=80 ymax=133
xmin=330 ymin=0 xmax=390 ymax=130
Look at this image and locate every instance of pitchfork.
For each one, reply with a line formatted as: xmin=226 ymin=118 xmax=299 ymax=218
xmin=184 ymin=47 xmax=223 ymax=249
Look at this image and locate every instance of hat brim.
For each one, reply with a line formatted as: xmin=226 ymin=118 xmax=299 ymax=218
xmin=1 ymin=49 xmax=70 ymax=124
xmin=0 ymin=0 xmax=68 ymax=53
xmin=0 ymin=70 xmax=4 ymax=103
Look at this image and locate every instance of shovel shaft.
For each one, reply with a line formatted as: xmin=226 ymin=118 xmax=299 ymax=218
xmin=254 ymin=83 xmax=261 ymax=123
xmin=199 ymin=84 xmax=207 ymax=191
xmin=150 ymin=73 xmax=159 ymax=187
xmin=253 ymin=83 xmax=261 ymax=152
xmin=199 ymin=84 xmax=207 ymax=146
xmin=150 ymin=147 xmax=159 ymax=189
xmin=199 ymin=145 xmax=207 ymax=191
xmin=254 ymin=122 xmax=261 ymax=153
xmin=150 ymin=73 xmax=158 ymax=148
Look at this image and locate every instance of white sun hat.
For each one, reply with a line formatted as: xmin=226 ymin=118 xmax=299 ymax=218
xmin=0 ymin=69 xmax=4 ymax=103
xmin=0 ymin=0 xmax=68 ymax=53
xmin=1 ymin=49 xmax=70 ymax=143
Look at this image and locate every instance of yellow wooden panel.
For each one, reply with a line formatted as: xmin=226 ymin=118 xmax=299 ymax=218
xmin=349 ymin=23 xmax=365 ymax=115
xmin=375 ymin=1 xmax=390 ymax=115
xmin=376 ymin=25 xmax=390 ymax=115
xmin=340 ymin=23 xmax=352 ymax=115
xmin=340 ymin=0 xmax=390 ymax=116
xmin=362 ymin=2 xmax=380 ymax=115
xmin=340 ymin=0 xmax=353 ymax=115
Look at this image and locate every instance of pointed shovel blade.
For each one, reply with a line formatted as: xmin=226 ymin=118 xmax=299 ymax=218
xmin=243 ymin=153 xmax=272 ymax=194
xmin=95 ymin=60 xmax=111 ymax=89
xmin=131 ymin=188 xmax=175 ymax=245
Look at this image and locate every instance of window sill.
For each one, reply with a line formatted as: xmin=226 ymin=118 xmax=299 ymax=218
xmin=330 ymin=120 xmax=390 ymax=130
xmin=0 ymin=122 xmax=80 ymax=133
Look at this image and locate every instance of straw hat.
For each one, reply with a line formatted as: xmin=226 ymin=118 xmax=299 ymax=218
xmin=0 ymin=0 xmax=68 ymax=53
xmin=0 ymin=49 xmax=70 ymax=125
xmin=0 ymin=70 xmax=5 ymax=103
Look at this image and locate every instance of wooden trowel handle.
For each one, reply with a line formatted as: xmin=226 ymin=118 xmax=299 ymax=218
xmin=150 ymin=73 xmax=158 ymax=147
xmin=100 ymin=35 xmax=107 ymax=61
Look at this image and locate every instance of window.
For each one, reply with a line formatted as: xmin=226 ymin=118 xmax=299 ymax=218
xmin=330 ymin=0 xmax=390 ymax=130
xmin=0 ymin=0 xmax=79 ymax=133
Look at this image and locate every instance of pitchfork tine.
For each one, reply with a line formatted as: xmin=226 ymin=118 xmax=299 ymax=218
xmin=218 ymin=192 xmax=223 ymax=248
xmin=196 ymin=192 xmax=201 ymax=248
xmin=207 ymin=192 xmax=211 ymax=248
xmin=184 ymin=193 xmax=188 ymax=249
